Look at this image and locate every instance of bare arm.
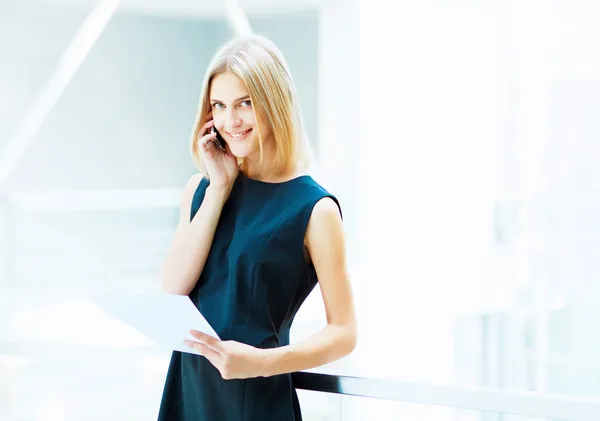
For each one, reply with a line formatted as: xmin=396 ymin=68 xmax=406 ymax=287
xmin=160 ymin=174 xmax=230 ymax=295
xmin=263 ymin=197 xmax=357 ymax=376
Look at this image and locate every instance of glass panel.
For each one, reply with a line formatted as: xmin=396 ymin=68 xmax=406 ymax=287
xmin=299 ymin=392 xmax=588 ymax=421
xmin=297 ymin=390 xmax=342 ymax=421
xmin=338 ymin=395 xmax=569 ymax=421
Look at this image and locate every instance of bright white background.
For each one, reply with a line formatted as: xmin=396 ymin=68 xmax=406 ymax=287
xmin=2 ymin=0 xmax=600 ymax=419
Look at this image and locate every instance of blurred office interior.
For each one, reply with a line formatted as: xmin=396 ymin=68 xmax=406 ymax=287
xmin=1 ymin=0 xmax=600 ymax=419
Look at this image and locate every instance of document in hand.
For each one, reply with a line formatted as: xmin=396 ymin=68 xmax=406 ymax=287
xmin=89 ymin=291 xmax=220 ymax=356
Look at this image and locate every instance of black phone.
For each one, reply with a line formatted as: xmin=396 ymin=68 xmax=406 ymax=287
xmin=210 ymin=126 xmax=227 ymax=152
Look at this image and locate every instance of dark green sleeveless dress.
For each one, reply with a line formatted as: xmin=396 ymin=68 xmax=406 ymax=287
xmin=157 ymin=171 xmax=341 ymax=421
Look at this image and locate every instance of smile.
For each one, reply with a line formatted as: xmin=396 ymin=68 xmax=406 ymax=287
xmin=226 ymin=129 xmax=252 ymax=139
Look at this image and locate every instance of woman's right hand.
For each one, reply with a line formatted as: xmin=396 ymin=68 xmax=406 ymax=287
xmin=197 ymin=114 xmax=239 ymax=191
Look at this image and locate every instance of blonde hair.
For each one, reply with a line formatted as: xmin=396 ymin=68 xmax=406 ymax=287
xmin=190 ymin=34 xmax=314 ymax=177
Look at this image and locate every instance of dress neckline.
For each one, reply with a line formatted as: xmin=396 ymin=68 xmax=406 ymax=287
xmin=239 ymin=172 xmax=310 ymax=186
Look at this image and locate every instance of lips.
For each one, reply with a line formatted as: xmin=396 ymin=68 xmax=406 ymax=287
xmin=226 ymin=129 xmax=252 ymax=140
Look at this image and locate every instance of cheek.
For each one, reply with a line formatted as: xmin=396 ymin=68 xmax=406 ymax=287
xmin=212 ymin=111 xmax=224 ymax=130
xmin=241 ymin=108 xmax=256 ymax=126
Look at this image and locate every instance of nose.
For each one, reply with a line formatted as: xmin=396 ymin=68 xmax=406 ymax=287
xmin=224 ymin=109 xmax=242 ymax=129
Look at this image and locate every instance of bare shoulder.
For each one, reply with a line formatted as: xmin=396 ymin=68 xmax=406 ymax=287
xmin=178 ymin=173 xmax=205 ymax=223
xmin=183 ymin=173 xmax=205 ymax=194
xmin=304 ymin=197 xmax=346 ymax=269
xmin=305 ymin=197 xmax=344 ymax=243
xmin=312 ymin=196 xmax=342 ymax=218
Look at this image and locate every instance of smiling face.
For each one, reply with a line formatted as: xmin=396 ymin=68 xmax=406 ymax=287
xmin=209 ymin=72 xmax=272 ymax=163
xmin=191 ymin=35 xmax=312 ymax=179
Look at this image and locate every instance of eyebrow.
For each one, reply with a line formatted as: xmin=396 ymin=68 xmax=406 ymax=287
xmin=210 ymin=95 xmax=250 ymax=103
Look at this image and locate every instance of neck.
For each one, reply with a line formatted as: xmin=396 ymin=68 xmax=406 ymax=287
xmin=243 ymin=139 xmax=286 ymax=181
xmin=243 ymin=156 xmax=301 ymax=183
xmin=243 ymin=161 xmax=282 ymax=181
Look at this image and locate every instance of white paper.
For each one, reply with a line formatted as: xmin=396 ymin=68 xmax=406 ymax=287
xmin=89 ymin=291 xmax=220 ymax=356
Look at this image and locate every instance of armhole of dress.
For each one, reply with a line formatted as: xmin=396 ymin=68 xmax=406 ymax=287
xmin=304 ymin=193 xmax=342 ymax=225
xmin=300 ymin=192 xmax=343 ymax=265
xmin=189 ymin=176 xmax=209 ymax=222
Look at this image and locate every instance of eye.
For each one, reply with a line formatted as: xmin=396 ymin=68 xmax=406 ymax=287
xmin=212 ymin=103 xmax=224 ymax=109
xmin=240 ymin=100 xmax=252 ymax=107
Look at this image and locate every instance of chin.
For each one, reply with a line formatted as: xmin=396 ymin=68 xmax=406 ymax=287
xmin=228 ymin=143 xmax=253 ymax=159
xmin=227 ymin=135 xmax=260 ymax=159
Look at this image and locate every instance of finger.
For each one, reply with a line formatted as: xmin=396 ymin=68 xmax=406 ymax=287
xmin=185 ymin=340 xmax=223 ymax=365
xmin=198 ymin=119 xmax=215 ymax=137
xmin=198 ymin=132 xmax=217 ymax=149
xmin=189 ymin=330 xmax=221 ymax=350
xmin=203 ymin=119 xmax=215 ymax=129
xmin=190 ymin=330 xmax=223 ymax=353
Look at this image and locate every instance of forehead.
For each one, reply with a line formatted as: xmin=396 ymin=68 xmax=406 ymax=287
xmin=209 ymin=72 xmax=248 ymax=100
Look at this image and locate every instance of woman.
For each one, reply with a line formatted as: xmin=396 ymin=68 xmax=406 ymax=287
xmin=158 ymin=34 xmax=357 ymax=421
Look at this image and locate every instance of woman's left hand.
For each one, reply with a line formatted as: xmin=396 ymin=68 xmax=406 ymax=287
xmin=185 ymin=330 xmax=271 ymax=380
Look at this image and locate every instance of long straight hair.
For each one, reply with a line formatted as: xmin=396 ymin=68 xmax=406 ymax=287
xmin=190 ymin=34 xmax=314 ymax=176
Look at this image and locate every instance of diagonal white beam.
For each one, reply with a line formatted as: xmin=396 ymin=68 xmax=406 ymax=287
xmin=224 ymin=0 xmax=253 ymax=36
xmin=0 ymin=0 xmax=119 ymax=189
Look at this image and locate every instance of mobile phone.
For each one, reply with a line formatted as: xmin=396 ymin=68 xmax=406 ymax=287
xmin=210 ymin=126 xmax=227 ymax=152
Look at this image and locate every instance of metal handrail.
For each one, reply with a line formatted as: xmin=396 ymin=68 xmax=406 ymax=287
xmin=292 ymin=371 xmax=600 ymax=421
xmin=2 ymin=342 xmax=600 ymax=421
